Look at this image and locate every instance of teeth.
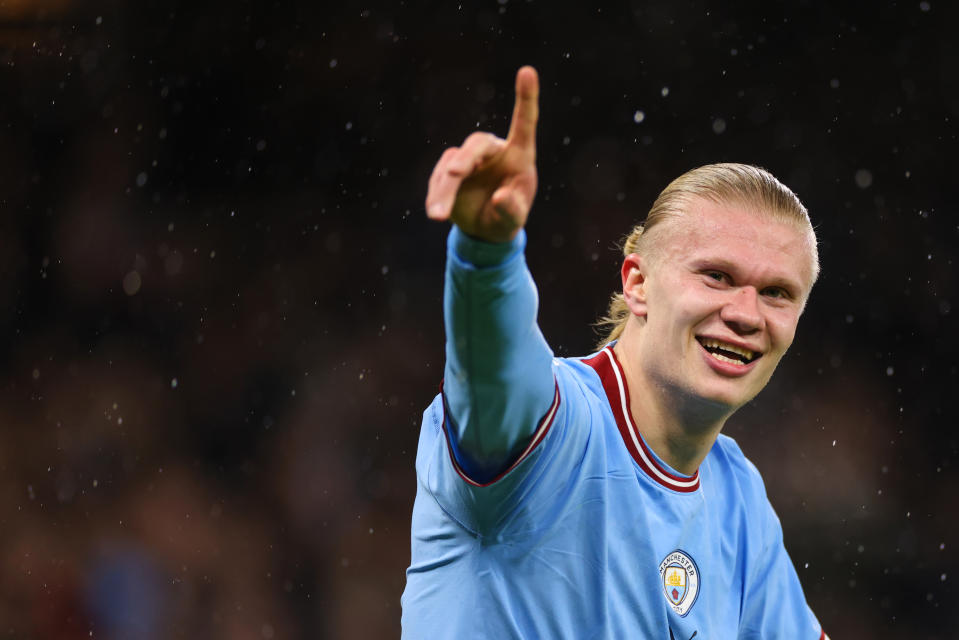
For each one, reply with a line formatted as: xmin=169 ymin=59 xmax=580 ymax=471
xmin=709 ymin=352 xmax=742 ymax=365
xmin=701 ymin=338 xmax=755 ymax=362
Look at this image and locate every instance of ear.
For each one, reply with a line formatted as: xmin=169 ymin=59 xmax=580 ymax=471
xmin=621 ymin=253 xmax=648 ymax=318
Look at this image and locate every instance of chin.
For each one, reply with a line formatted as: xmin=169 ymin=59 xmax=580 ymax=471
xmin=690 ymin=383 xmax=761 ymax=414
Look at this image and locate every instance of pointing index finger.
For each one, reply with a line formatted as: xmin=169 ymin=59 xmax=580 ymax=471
xmin=506 ymin=65 xmax=539 ymax=150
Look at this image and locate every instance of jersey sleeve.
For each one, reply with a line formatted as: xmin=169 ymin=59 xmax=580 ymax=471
xmin=738 ymin=498 xmax=825 ymax=640
xmin=441 ymin=226 xmax=557 ymax=484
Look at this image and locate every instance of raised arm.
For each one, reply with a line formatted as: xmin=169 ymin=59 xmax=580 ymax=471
xmin=425 ymin=67 xmax=556 ymax=484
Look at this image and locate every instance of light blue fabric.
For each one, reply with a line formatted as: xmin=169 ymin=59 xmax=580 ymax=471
xmin=401 ymin=228 xmax=823 ymax=639
xmin=442 ymin=226 xmax=555 ymax=482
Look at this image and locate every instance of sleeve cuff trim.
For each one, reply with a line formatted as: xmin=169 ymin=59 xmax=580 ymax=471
xmin=439 ymin=379 xmax=560 ymax=488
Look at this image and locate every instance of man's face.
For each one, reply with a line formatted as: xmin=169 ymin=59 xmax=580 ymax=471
xmin=632 ymin=197 xmax=815 ymax=413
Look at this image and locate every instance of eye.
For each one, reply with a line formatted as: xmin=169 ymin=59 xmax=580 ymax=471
xmin=704 ymin=270 xmax=728 ymax=283
xmin=761 ymin=286 xmax=790 ymax=300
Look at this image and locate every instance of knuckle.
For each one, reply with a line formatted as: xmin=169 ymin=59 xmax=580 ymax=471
xmin=464 ymin=131 xmax=496 ymax=147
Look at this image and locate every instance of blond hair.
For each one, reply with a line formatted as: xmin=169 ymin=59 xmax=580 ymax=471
xmin=595 ymin=163 xmax=818 ymax=348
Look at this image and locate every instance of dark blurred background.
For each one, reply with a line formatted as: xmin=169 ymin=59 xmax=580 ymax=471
xmin=0 ymin=0 xmax=956 ymax=637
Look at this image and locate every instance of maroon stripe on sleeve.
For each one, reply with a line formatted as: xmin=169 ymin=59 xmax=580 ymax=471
xmin=440 ymin=380 xmax=561 ymax=488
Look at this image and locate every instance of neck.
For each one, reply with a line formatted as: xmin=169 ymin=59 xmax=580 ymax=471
xmin=613 ymin=333 xmax=733 ymax=476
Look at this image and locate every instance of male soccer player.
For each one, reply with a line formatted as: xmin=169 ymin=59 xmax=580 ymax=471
xmin=402 ymin=66 xmax=829 ymax=639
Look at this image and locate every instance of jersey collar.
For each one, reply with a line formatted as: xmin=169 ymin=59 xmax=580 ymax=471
xmin=583 ymin=346 xmax=701 ymax=493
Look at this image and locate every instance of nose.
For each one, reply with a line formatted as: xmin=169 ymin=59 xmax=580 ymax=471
xmin=720 ymin=286 xmax=764 ymax=334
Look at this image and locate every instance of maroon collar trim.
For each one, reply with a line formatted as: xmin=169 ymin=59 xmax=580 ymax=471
xmin=582 ymin=346 xmax=701 ymax=493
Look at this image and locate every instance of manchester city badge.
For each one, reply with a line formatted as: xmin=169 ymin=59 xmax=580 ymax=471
xmin=659 ymin=550 xmax=700 ymax=617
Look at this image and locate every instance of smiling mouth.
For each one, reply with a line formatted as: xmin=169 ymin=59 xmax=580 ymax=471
xmin=697 ymin=337 xmax=761 ymax=365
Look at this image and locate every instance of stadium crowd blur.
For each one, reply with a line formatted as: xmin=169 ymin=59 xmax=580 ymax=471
xmin=0 ymin=1 xmax=956 ymax=638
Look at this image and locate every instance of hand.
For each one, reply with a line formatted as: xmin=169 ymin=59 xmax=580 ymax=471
xmin=425 ymin=66 xmax=539 ymax=243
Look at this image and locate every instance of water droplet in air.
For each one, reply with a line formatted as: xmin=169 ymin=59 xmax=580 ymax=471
xmin=123 ymin=271 xmax=142 ymax=296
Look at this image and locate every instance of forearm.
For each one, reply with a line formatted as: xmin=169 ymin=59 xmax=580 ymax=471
xmin=443 ymin=226 xmax=555 ymax=479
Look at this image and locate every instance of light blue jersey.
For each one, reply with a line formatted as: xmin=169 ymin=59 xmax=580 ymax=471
xmin=402 ymin=228 xmax=826 ymax=639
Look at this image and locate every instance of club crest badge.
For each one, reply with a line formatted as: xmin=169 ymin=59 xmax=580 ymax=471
xmin=659 ymin=550 xmax=700 ymax=617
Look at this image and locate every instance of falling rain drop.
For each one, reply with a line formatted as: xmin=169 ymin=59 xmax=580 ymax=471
xmin=123 ymin=271 xmax=142 ymax=295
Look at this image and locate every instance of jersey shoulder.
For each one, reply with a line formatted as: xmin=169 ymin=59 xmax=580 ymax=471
xmin=554 ymin=354 xmax=608 ymax=401
xmin=708 ymin=433 xmax=771 ymax=504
